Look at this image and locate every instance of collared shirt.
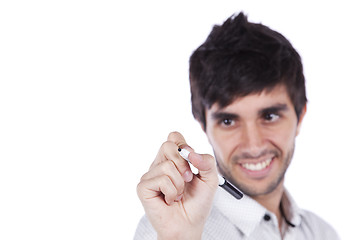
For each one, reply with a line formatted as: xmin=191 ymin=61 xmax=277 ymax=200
xmin=134 ymin=188 xmax=340 ymax=239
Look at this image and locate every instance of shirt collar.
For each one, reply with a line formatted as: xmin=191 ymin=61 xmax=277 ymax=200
xmin=280 ymin=189 xmax=302 ymax=227
xmin=213 ymin=187 xmax=302 ymax=236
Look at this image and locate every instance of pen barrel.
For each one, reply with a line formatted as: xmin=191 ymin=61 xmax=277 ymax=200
xmin=220 ymin=179 xmax=243 ymax=200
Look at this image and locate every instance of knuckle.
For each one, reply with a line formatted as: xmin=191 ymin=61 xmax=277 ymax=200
xmin=136 ymin=181 xmax=145 ymax=197
xmin=139 ymin=173 xmax=147 ymax=182
xmin=160 ymin=174 xmax=170 ymax=184
xmin=159 ymin=160 xmax=174 ymax=172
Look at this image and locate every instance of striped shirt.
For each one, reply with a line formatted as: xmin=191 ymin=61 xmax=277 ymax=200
xmin=134 ymin=188 xmax=340 ymax=239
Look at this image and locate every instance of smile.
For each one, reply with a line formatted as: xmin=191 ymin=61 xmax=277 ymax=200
xmin=241 ymin=158 xmax=273 ymax=171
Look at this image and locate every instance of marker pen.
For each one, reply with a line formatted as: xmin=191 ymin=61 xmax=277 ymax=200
xmin=178 ymin=148 xmax=243 ymax=200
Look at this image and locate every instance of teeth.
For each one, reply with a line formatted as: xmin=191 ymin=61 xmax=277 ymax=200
xmin=242 ymin=158 xmax=272 ymax=171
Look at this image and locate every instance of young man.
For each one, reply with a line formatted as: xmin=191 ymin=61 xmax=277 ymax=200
xmin=135 ymin=12 xmax=339 ymax=239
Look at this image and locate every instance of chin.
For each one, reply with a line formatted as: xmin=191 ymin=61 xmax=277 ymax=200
xmin=235 ymin=175 xmax=285 ymax=197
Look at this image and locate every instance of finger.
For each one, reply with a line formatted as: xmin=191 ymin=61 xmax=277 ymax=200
xmin=167 ymin=131 xmax=188 ymax=149
xmin=141 ymin=160 xmax=187 ymax=192
xmin=167 ymin=132 xmax=195 ymax=154
xmin=167 ymin=132 xmax=195 ymax=182
xmin=137 ymin=174 xmax=184 ymax=205
xmin=151 ymin=141 xmax=193 ymax=182
xmin=188 ymin=152 xmax=218 ymax=186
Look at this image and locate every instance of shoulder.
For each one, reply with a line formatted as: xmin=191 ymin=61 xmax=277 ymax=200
xmin=133 ymin=215 xmax=157 ymax=240
xmin=299 ymin=209 xmax=340 ymax=239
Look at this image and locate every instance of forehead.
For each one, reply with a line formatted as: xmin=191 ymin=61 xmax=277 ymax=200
xmin=208 ymin=85 xmax=294 ymax=113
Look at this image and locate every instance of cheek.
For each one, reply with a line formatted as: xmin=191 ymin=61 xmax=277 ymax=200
xmin=268 ymin=123 xmax=298 ymax=151
xmin=207 ymin=129 xmax=237 ymax=164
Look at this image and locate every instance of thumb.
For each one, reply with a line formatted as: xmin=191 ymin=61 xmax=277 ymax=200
xmin=188 ymin=152 xmax=218 ymax=185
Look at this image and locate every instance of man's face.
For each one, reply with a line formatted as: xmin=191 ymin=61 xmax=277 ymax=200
xmin=204 ymin=85 xmax=305 ymax=197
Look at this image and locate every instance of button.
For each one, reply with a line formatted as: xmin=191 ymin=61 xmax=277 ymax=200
xmin=263 ymin=214 xmax=271 ymax=221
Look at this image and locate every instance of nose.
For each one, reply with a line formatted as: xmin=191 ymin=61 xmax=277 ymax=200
xmin=240 ymin=123 xmax=265 ymax=157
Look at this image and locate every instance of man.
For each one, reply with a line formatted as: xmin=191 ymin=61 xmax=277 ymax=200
xmin=135 ymin=12 xmax=339 ymax=239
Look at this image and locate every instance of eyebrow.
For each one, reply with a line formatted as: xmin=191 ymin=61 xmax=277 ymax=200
xmin=211 ymin=112 xmax=239 ymax=121
xmin=259 ymin=104 xmax=289 ymax=116
xmin=211 ymin=103 xmax=289 ymax=121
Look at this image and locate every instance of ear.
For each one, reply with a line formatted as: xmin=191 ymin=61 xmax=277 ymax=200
xmin=296 ymin=104 xmax=307 ymax=136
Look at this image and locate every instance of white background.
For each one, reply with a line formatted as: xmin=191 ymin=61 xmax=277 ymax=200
xmin=1 ymin=1 xmax=359 ymax=239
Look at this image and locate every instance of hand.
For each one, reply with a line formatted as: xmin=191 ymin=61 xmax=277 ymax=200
xmin=137 ymin=132 xmax=219 ymax=239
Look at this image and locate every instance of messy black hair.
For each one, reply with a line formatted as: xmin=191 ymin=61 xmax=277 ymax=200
xmin=189 ymin=12 xmax=307 ymax=129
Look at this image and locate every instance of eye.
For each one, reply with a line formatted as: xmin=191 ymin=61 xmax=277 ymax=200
xmin=223 ymin=119 xmax=232 ymax=125
xmin=263 ymin=112 xmax=280 ymax=122
xmin=220 ymin=118 xmax=235 ymax=127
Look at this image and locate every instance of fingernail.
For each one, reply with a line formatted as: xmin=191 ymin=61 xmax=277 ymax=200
xmin=182 ymin=170 xmax=193 ymax=182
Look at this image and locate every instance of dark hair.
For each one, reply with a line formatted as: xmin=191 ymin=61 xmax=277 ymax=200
xmin=189 ymin=12 xmax=307 ymax=129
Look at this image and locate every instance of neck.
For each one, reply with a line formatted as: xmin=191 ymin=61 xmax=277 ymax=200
xmin=252 ymin=180 xmax=285 ymax=227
